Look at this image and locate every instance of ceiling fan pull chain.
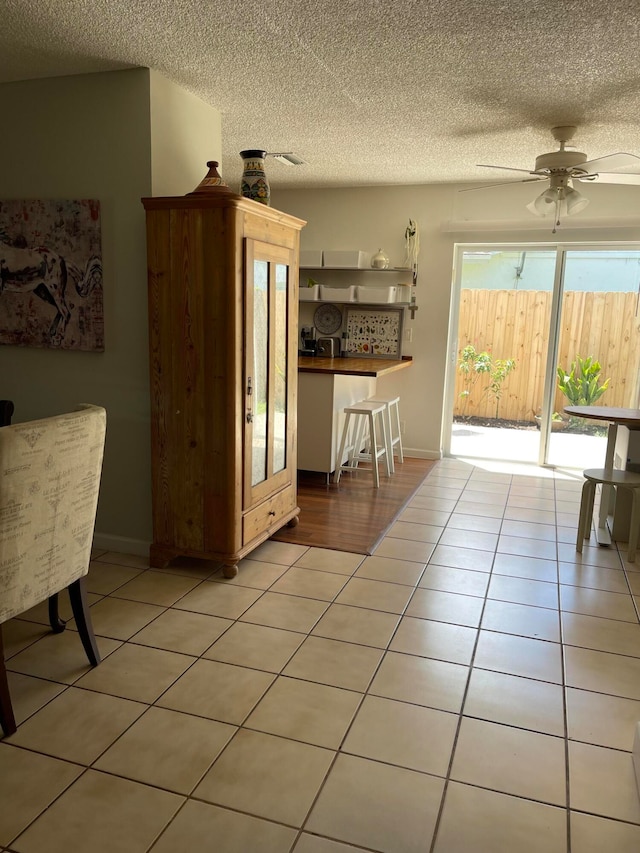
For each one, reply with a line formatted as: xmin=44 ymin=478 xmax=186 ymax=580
xmin=552 ymin=197 xmax=561 ymax=233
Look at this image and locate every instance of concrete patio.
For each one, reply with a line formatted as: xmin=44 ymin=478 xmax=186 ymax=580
xmin=450 ymin=422 xmax=608 ymax=471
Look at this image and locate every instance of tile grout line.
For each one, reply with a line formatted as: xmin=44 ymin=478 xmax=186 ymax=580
xmin=428 ymin=461 xmax=502 ymax=853
xmin=555 ymin=475 xmax=573 ymax=853
xmin=294 ymin=510 xmax=437 ymax=848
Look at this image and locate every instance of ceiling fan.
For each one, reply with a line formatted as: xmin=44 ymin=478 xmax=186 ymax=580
xmin=464 ymin=126 xmax=640 ymax=231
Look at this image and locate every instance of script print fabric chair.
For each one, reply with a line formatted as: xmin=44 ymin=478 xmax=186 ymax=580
xmin=0 ymin=405 xmax=106 ymax=736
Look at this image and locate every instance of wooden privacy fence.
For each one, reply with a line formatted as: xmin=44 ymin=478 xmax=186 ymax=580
xmin=454 ymin=289 xmax=640 ymax=422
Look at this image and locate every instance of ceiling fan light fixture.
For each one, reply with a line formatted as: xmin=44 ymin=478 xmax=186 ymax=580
xmin=564 ymin=186 xmax=590 ymax=214
xmin=526 ymin=181 xmax=588 ymax=222
xmin=526 ymin=187 xmax=558 ymax=216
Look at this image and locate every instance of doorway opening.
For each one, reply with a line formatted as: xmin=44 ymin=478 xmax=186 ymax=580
xmin=443 ymin=244 xmax=640 ymax=468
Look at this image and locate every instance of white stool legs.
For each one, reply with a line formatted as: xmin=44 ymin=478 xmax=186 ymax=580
xmin=333 ymin=401 xmax=391 ymax=488
xmin=368 ymin=395 xmax=404 ymax=473
xmin=576 ymin=479 xmax=597 ymax=553
xmin=576 ymin=467 xmax=640 ymax=561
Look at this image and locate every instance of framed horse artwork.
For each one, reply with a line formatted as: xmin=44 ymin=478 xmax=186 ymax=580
xmin=0 ymin=199 xmax=104 ymax=351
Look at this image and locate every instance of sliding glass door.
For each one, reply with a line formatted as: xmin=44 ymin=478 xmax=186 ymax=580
xmin=445 ymin=243 xmax=640 ymax=468
xmin=546 ymin=249 xmax=640 ymax=467
xmin=446 ymin=246 xmax=557 ymax=464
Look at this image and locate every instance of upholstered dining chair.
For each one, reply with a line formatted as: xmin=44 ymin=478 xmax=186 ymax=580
xmin=0 ymin=400 xmax=14 ymax=427
xmin=0 ymin=404 xmax=107 ymax=736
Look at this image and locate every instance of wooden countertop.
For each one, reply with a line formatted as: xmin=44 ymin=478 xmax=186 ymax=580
xmin=298 ymin=356 xmax=413 ymax=377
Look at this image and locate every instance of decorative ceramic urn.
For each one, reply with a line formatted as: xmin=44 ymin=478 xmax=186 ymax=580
xmin=239 ymin=150 xmax=271 ymax=205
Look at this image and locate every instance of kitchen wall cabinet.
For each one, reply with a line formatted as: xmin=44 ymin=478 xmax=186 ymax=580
xmin=143 ymin=192 xmax=305 ymax=576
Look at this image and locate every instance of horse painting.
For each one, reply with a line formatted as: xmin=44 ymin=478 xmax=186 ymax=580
xmin=0 ymin=198 xmax=103 ymax=351
xmin=0 ymin=240 xmax=103 ymax=349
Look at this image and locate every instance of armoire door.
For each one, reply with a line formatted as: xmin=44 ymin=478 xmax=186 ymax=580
xmin=243 ymin=238 xmax=297 ymax=510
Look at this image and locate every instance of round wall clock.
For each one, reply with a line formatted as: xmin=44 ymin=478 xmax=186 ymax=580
xmin=314 ymin=303 xmax=342 ymax=335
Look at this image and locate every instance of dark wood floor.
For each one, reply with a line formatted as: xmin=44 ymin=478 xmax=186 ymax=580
xmin=272 ymin=457 xmax=438 ymax=554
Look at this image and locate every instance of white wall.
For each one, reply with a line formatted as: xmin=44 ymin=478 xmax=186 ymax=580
xmin=149 ymin=71 xmax=222 ymax=196
xmin=273 ymin=181 xmax=640 ymax=459
xmin=0 ymin=68 xmax=222 ymax=554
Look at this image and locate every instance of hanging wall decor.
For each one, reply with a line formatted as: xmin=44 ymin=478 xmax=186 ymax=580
xmin=0 ymin=199 xmax=104 ymax=351
xmin=403 ymin=219 xmax=419 ymax=271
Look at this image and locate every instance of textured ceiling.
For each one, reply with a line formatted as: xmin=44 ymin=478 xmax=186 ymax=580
xmin=2 ymin=0 xmax=640 ymax=190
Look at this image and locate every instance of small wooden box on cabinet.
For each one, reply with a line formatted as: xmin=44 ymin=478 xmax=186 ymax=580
xmin=142 ymin=191 xmax=305 ymax=577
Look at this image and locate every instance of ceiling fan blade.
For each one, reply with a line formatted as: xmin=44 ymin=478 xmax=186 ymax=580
xmin=580 ymin=172 xmax=640 ymax=186
xmin=477 ymin=164 xmax=534 ymax=174
xmin=578 ymin=152 xmax=640 ymax=173
xmin=459 ymin=177 xmax=545 ymax=193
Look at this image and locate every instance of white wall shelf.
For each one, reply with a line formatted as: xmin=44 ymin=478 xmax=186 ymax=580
xmin=301 ymin=266 xmax=410 ymax=272
xmin=300 ymin=260 xmax=419 ymax=318
xmin=299 ymin=298 xmax=412 ymax=306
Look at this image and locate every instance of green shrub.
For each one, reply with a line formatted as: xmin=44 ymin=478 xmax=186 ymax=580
xmin=487 ymin=358 xmax=516 ymax=419
xmin=557 ymin=355 xmax=610 ymax=407
xmin=458 ymin=345 xmax=492 ymax=417
xmin=458 ymin=344 xmax=516 ymax=419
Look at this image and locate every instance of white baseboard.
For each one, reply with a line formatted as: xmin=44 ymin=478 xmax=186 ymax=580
xmin=403 ymin=448 xmax=442 ymax=460
xmin=92 ymin=532 xmax=150 ymax=558
xmin=634 ymin=723 xmax=640 ymax=801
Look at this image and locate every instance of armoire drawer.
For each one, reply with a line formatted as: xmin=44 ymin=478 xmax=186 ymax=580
xmin=243 ymin=485 xmax=296 ymax=544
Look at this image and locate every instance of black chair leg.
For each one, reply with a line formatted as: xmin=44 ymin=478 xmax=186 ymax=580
xmin=0 ymin=626 xmax=17 ymax=737
xmin=0 ymin=399 xmax=14 ymax=427
xmin=68 ymin=577 xmax=100 ymax=667
xmin=48 ymin=593 xmax=66 ymax=633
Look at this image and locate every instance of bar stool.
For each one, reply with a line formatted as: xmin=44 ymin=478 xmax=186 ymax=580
xmin=576 ymin=467 xmax=640 ymax=561
xmin=367 ymin=394 xmax=403 ymax=474
xmin=333 ymin=400 xmax=391 ymax=488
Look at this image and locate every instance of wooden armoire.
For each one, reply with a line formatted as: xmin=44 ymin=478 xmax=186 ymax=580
xmin=142 ymin=184 xmax=305 ymax=577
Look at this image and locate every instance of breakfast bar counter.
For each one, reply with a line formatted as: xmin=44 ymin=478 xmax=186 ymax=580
xmin=298 ymin=356 xmax=412 ymax=377
xmin=297 ymin=357 xmax=412 ymax=475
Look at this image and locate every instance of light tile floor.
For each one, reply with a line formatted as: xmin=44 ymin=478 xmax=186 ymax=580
xmin=2 ymin=457 xmax=640 ymax=852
